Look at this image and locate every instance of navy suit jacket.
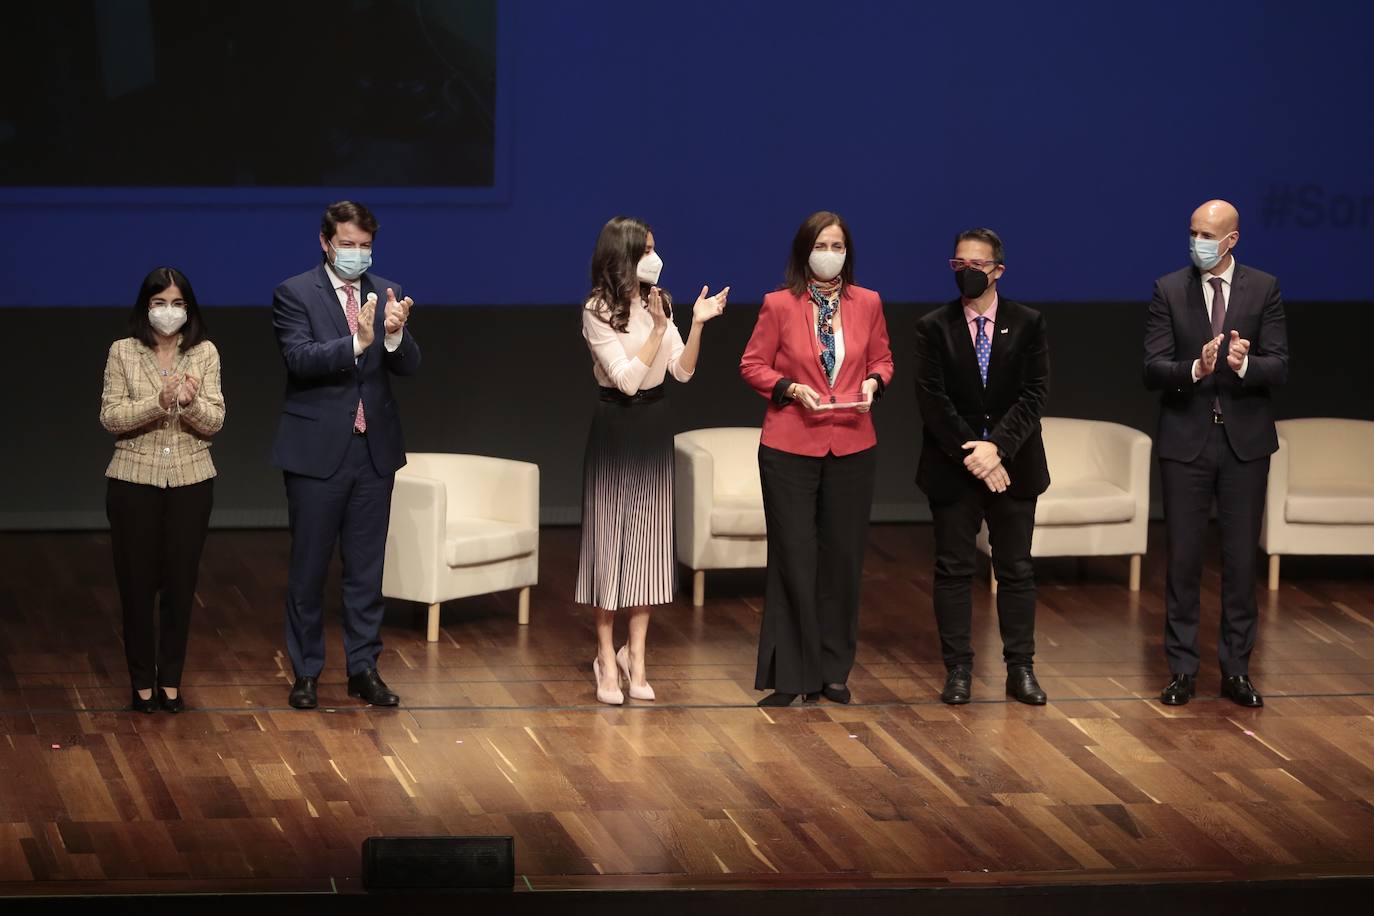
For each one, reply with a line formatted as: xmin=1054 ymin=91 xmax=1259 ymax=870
xmin=271 ymin=263 xmax=421 ymax=478
xmin=1143 ymin=262 xmax=1288 ymax=463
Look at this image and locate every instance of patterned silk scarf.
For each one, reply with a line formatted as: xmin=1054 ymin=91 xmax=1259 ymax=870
xmin=808 ymin=278 xmax=843 ymax=386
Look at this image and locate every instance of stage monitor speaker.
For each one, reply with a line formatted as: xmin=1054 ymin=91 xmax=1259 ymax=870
xmin=362 ymin=835 xmax=514 ymax=890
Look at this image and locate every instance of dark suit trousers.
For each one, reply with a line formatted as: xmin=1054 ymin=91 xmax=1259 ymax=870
xmin=756 ymin=444 xmax=877 ymax=694
xmin=1160 ymin=423 xmax=1269 ymax=677
xmin=284 ymin=433 xmax=394 ymax=678
xmin=929 ymin=484 xmax=1037 ymax=670
xmin=106 ymin=478 xmax=214 ymax=690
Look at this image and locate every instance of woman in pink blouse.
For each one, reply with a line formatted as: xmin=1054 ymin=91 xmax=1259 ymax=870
xmin=577 ymin=216 xmax=729 ymax=705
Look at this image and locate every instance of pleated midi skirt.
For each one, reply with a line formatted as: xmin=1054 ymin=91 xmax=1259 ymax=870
xmin=575 ymin=386 xmax=676 ymax=611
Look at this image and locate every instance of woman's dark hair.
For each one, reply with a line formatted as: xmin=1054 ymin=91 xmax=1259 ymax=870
xmin=321 ymin=200 xmax=380 ymax=241
xmin=784 ymin=210 xmax=855 ymax=296
xmin=586 ymin=215 xmax=671 ymax=332
xmin=128 ymin=267 xmax=208 ymax=352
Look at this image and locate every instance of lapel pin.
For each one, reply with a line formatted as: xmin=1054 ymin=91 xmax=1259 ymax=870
xmin=1000 ymin=327 xmax=1009 ymax=334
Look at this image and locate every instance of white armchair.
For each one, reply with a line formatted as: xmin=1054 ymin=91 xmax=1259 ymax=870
xmin=978 ymin=417 xmax=1151 ymax=591
xmin=383 ymin=453 xmax=539 ymax=640
xmin=674 ymin=428 xmax=767 ymax=606
xmin=1262 ymin=418 xmax=1374 ymax=589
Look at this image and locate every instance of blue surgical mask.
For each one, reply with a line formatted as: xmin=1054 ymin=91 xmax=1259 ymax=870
xmin=331 ymin=244 xmax=372 ymax=280
xmin=1189 ymin=234 xmax=1231 ymax=271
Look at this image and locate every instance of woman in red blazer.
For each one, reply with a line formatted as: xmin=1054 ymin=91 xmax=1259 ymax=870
xmin=739 ymin=211 xmax=894 ymax=706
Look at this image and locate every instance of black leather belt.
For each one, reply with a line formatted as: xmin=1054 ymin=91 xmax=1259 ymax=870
xmin=1212 ymin=412 xmax=1224 ymax=425
xmin=599 ymin=384 xmax=665 ymax=404
xmin=353 ymin=427 xmax=367 ymax=436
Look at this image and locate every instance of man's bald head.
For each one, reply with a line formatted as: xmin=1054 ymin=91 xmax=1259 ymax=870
xmin=1192 ymin=199 xmax=1240 ymax=235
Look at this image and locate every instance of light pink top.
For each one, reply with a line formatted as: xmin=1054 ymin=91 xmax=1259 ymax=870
xmin=582 ymin=296 xmax=693 ymax=395
xmin=963 ymin=294 xmax=999 ymax=344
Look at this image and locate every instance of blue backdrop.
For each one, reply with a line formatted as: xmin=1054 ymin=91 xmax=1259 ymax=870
xmin=3 ymin=0 xmax=1372 ymax=307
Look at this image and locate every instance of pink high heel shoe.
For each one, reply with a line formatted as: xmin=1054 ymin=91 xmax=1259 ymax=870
xmin=617 ymin=646 xmax=656 ymax=701
xmin=592 ymin=656 xmax=624 ymax=706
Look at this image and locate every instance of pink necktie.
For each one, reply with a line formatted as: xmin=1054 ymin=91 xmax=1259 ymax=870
xmin=343 ymin=284 xmax=367 ymax=433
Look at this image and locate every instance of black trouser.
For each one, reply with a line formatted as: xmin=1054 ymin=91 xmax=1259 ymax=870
xmin=929 ymin=483 xmax=1038 ymax=670
xmin=755 ymin=444 xmax=877 ymax=694
xmin=1160 ymin=423 xmax=1270 ymax=677
xmin=106 ymin=477 xmax=214 ymax=691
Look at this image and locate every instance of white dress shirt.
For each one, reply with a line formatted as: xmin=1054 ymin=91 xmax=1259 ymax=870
xmin=324 ymin=261 xmax=403 ymax=357
xmin=1191 ymin=256 xmax=1249 ymax=381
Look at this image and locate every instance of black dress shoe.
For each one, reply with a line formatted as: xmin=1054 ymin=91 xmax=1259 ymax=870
xmin=940 ymin=666 xmax=972 ymax=705
xmin=157 ymin=687 xmax=184 ymax=713
xmin=1160 ymin=673 xmax=1195 ymax=706
xmin=288 ymin=675 xmax=318 ymax=709
xmin=1221 ymin=674 xmax=1263 ymax=708
xmin=822 ymin=683 xmax=851 ymax=704
xmin=757 ymin=692 xmax=798 ymax=707
xmin=1006 ymin=666 xmax=1047 ymax=705
xmin=130 ymin=689 xmax=157 ymax=714
xmin=347 ymin=668 xmax=399 ymax=706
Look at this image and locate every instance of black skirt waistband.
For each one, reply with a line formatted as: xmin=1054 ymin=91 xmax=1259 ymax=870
xmin=599 ymin=384 xmax=665 ymax=405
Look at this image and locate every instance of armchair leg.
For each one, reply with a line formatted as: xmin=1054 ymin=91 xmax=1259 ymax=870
xmin=692 ymin=570 xmax=705 ymax=607
xmin=426 ymin=602 xmax=440 ymax=643
xmin=1268 ymin=555 xmax=1280 ymax=591
xmin=990 ymin=565 xmax=998 ymax=594
xmin=1129 ymin=554 xmax=1142 ymax=592
xmin=517 ymin=587 xmax=531 ymax=625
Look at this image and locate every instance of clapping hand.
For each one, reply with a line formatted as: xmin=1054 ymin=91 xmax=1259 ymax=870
xmin=692 ymin=285 xmax=729 ymax=324
xmin=1198 ymin=333 xmax=1224 ymax=378
xmin=357 ymin=293 xmax=378 ymax=347
xmin=159 ymin=373 xmax=180 ymax=411
xmin=1226 ymin=329 xmax=1249 ymax=372
xmin=856 ymin=377 xmax=879 ymax=414
xmin=384 ymin=287 xmax=413 ymax=335
xmin=646 ymin=286 xmax=669 ymax=329
xmin=177 ymin=373 xmax=199 ymax=407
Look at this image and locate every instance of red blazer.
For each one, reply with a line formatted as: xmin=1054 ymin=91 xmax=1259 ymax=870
xmin=740 ymin=285 xmax=894 ymax=457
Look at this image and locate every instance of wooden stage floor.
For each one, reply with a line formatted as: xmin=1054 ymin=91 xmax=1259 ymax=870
xmin=2 ymin=525 xmax=1373 ymax=903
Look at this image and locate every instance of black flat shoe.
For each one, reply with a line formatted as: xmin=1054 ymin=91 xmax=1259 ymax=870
xmin=822 ymin=683 xmax=851 ymax=704
xmin=1221 ymin=674 xmax=1263 ymax=708
xmin=347 ymin=668 xmax=399 ymax=707
xmin=1160 ymin=673 xmax=1195 ymax=706
xmin=157 ymin=687 xmax=184 ymax=713
xmin=130 ymin=690 xmax=157 ymax=714
xmin=1006 ymin=666 xmax=1047 ymax=705
xmin=288 ymin=675 xmax=318 ymax=710
xmin=940 ymin=666 xmax=972 ymax=705
xmin=757 ymin=692 xmax=798 ymax=707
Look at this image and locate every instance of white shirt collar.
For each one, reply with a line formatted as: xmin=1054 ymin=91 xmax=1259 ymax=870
xmin=1204 ymin=257 xmax=1236 ymax=287
xmin=323 ymin=260 xmax=354 ymax=291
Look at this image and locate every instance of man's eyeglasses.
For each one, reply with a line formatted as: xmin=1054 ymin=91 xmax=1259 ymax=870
xmin=948 ymin=258 xmax=999 ymax=271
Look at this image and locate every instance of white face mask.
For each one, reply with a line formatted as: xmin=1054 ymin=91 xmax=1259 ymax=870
xmin=149 ymin=305 xmax=187 ymax=336
xmin=636 ymin=250 xmax=663 ymax=285
xmin=809 ymin=249 xmax=846 ymax=282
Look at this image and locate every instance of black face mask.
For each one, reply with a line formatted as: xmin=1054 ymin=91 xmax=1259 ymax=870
xmin=955 ymin=267 xmax=993 ymax=299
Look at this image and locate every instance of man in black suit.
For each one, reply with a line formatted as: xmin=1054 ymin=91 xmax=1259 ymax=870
xmin=914 ymin=228 xmax=1051 ymax=706
xmin=1144 ymin=199 xmax=1288 ymax=708
xmin=272 ymin=201 xmax=421 ymax=710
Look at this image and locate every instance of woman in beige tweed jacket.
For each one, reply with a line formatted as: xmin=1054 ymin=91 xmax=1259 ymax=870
xmin=99 ymin=267 xmax=225 ymax=714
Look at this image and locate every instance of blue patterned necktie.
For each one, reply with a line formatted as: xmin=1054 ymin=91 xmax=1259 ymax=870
xmin=975 ymin=316 xmax=991 ymax=386
xmin=975 ymin=315 xmax=991 ymax=438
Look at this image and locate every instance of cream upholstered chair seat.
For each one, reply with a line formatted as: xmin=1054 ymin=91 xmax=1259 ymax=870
xmin=977 ymin=417 xmax=1152 ymax=591
xmin=383 ymin=453 xmax=539 ymax=640
xmin=1262 ymin=419 xmax=1374 ymax=588
xmin=675 ymin=428 xmax=768 ymax=605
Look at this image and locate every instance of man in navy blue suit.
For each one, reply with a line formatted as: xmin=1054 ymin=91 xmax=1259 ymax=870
xmin=272 ymin=200 xmax=421 ymax=709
